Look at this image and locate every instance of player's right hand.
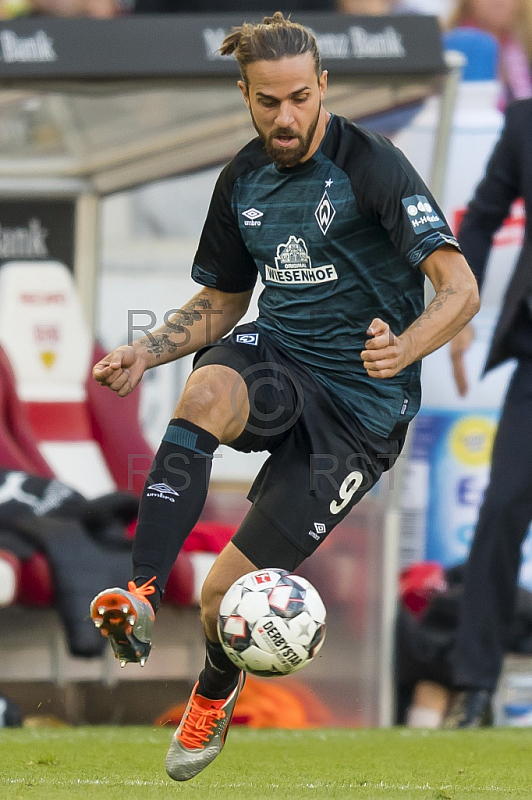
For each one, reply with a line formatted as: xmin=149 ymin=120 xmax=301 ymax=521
xmin=450 ymin=323 xmax=475 ymax=397
xmin=92 ymin=345 xmax=148 ymax=397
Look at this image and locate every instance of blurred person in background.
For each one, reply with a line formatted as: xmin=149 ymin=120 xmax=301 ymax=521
xmin=337 ymin=0 xmax=416 ymax=13
xmin=337 ymin=0 xmax=396 ymax=11
xmin=132 ymin=1 xmax=335 ymax=13
xmin=336 ymin=0 xmax=453 ymax=15
xmin=444 ymin=97 xmax=532 ymax=728
xmin=446 ymin=0 xmax=532 ymax=107
xmin=0 ymin=0 xmax=122 ymax=17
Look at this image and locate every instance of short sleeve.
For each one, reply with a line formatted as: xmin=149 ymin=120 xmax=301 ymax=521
xmin=192 ymin=162 xmax=258 ymax=293
xmin=357 ymin=142 xmax=460 ymax=269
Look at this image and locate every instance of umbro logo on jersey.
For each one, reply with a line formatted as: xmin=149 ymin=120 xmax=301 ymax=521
xmin=402 ymin=195 xmax=445 ymax=235
xmin=315 ymin=191 xmax=336 ymax=235
xmin=242 ymin=208 xmax=263 ymax=227
xmin=146 ymin=483 xmax=179 ymax=503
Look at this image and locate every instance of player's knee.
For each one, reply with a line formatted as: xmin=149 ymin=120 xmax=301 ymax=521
xmin=178 ymin=376 xmax=220 ymax=419
xmin=176 ymin=365 xmax=248 ymax=442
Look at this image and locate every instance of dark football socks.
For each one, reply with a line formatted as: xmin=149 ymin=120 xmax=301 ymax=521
xmin=197 ymin=638 xmax=242 ymax=699
xmin=132 ymin=418 xmax=219 ymax=609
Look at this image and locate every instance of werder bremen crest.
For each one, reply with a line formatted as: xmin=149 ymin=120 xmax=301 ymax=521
xmin=265 ymin=235 xmax=338 ymax=285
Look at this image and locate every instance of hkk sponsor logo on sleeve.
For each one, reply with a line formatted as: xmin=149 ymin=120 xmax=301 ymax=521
xmin=402 ymin=195 xmax=445 ymax=235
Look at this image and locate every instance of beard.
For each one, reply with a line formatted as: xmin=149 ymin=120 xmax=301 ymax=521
xmin=251 ymin=102 xmax=321 ymax=168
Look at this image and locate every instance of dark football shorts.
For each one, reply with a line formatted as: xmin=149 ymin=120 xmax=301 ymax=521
xmin=193 ymin=322 xmax=406 ymax=568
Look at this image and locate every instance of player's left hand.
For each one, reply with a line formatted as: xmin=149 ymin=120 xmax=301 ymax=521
xmin=361 ymin=317 xmax=409 ymax=379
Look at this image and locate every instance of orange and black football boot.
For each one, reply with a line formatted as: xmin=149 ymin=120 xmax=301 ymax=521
xmin=90 ymin=577 xmax=156 ymax=667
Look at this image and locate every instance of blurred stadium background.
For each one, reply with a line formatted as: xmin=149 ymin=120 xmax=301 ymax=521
xmin=0 ymin=2 xmax=530 ymax=739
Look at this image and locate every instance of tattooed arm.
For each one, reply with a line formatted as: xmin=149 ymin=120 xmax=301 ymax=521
xmin=361 ymin=245 xmax=479 ymax=379
xmin=132 ymin=287 xmax=252 ymax=366
xmin=93 ymin=287 xmax=253 ymax=396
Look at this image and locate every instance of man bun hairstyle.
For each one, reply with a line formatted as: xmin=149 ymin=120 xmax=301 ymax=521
xmin=220 ymin=11 xmax=322 ymax=83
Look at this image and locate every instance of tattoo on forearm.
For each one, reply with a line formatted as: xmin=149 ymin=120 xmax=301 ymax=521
xmin=139 ymin=290 xmax=214 ymax=358
xmin=410 ymin=284 xmax=457 ymax=329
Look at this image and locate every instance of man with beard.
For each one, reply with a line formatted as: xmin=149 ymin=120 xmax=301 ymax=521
xmin=90 ymin=12 xmax=478 ymax=781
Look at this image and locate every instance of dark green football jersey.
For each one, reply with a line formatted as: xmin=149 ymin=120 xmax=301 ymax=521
xmin=192 ymin=114 xmax=459 ymax=436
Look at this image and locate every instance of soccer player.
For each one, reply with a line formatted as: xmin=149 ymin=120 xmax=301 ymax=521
xmin=90 ymin=13 xmax=479 ymax=780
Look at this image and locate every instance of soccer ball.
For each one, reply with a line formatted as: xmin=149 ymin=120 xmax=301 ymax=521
xmin=217 ymin=569 xmax=326 ymax=677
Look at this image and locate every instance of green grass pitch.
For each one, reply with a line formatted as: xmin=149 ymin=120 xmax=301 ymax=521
xmin=1 ymin=726 xmax=532 ymax=799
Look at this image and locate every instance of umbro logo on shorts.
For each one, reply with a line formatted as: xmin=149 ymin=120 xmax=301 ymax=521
xmin=235 ymin=333 xmax=259 ymax=345
xmin=308 ymin=522 xmax=327 ymax=541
